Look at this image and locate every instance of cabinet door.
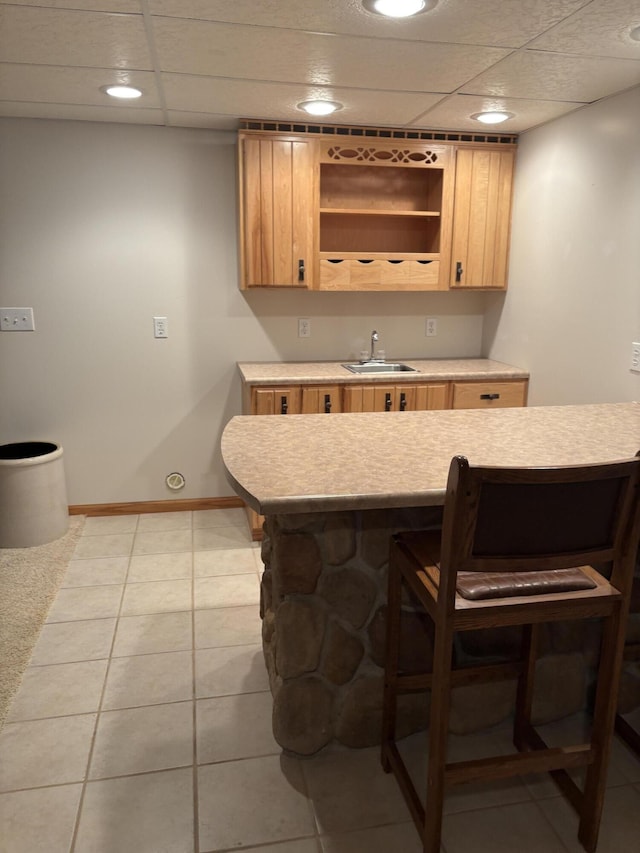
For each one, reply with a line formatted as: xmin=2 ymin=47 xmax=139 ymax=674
xmin=450 ymin=148 xmax=515 ymax=290
xmin=240 ymin=136 xmax=315 ymax=288
xmin=251 ymin=386 xmax=302 ymax=415
xmin=451 ymin=380 xmax=528 ymax=409
xmin=343 ymin=385 xmax=397 ymax=412
xmin=301 ymin=385 xmax=342 ymax=414
xmin=398 ymin=383 xmax=450 ymax=411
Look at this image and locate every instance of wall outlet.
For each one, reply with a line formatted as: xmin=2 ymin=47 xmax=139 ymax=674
xmin=153 ymin=316 xmax=168 ymax=338
xmin=631 ymin=341 xmax=640 ymax=373
xmin=425 ymin=317 xmax=438 ymax=337
xmin=0 ymin=307 xmax=35 ymax=331
xmin=298 ymin=318 xmax=311 ymax=338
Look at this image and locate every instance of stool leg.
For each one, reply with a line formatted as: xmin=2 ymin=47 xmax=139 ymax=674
xmin=381 ymin=546 xmax=402 ymax=772
xmin=423 ymin=622 xmax=455 ymax=853
xmin=579 ymin=606 xmax=625 ymax=852
xmin=514 ymin=623 xmax=539 ymax=751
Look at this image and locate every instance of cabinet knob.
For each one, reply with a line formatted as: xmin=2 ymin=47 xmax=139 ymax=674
xmin=298 ymin=259 xmax=305 ymax=282
xmin=399 ymin=392 xmax=407 ymax=411
xmin=480 ymin=393 xmax=500 ymax=401
xmin=385 ymin=392 xmax=392 ymax=412
xmin=455 ymin=261 xmax=464 ymax=283
xmin=324 ymin=394 xmax=332 ymax=413
xmin=280 ymin=396 xmax=288 ymax=414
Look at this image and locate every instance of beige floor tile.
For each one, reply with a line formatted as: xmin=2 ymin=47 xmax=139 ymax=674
xmin=320 ymin=821 xmax=423 ymax=852
xmin=62 ymin=556 xmax=129 ymax=587
xmin=83 ymin=515 xmax=138 ymax=535
xmin=398 ymin=726 xmax=532 ymax=816
xmin=194 ymin=573 xmax=260 ymax=609
xmin=196 ymin=691 xmax=279 ymax=764
xmin=120 ymin=578 xmax=192 ymax=616
xmin=248 ymin=841 xmax=321 ymax=853
xmin=102 ymin=650 xmax=193 ymax=710
xmin=198 ymin=755 xmax=315 ymax=850
xmin=112 ymin=611 xmax=192 ymax=657
xmin=136 ymin=511 xmax=192 ymax=532
xmin=194 ymin=525 xmax=252 ymax=551
xmin=538 ymin=783 xmax=640 ymax=853
xmin=194 ymin=547 xmax=259 ymax=577
xmin=0 ymin=784 xmax=83 ymax=853
xmin=303 ymin=746 xmax=411 ymax=835
xmin=74 ymin=768 xmax=193 ymax=853
xmin=0 ymin=714 xmax=96 ymax=791
xmin=46 ymin=585 xmax=123 ymax=622
xmin=72 ymin=533 xmax=134 ymax=559
xmin=195 ymin=644 xmax=269 ymax=698
xmin=132 ymin=529 xmax=193 ymax=555
xmin=127 ymin=551 xmax=192 ymax=582
xmin=193 ymin=507 xmax=247 ymax=528
xmin=442 ymin=801 xmax=566 ymax=853
xmin=89 ymin=701 xmax=193 ymax=778
xmin=30 ymin=618 xmax=116 ymax=665
xmin=7 ymin=659 xmax=108 ymax=721
xmin=194 ymin=605 xmax=262 ymax=648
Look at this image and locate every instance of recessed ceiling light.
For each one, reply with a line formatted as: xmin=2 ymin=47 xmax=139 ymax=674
xmin=297 ymin=100 xmax=343 ymax=117
xmin=362 ymin=0 xmax=435 ymax=19
xmin=101 ymin=85 xmax=142 ymax=100
xmin=630 ymin=25 xmax=640 ymax=41
xmin=471 ymin=111 xmax=514 ymax=125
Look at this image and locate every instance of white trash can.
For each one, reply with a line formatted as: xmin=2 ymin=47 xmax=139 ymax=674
xmin=0 ymin=441 xmax=69 ymax=548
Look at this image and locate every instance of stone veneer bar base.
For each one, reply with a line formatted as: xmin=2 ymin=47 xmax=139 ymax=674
xmin=258 ymin=508 xmax=640 ymax=757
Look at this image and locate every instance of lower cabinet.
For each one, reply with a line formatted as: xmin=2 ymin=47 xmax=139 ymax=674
xmin=301 ymin=385 xmax=342 ymax=413
xmin=343 ymin=382 xmax=449 ymax=412
xmin=251 ymin=386 xmax=301 ymax=415
xmin=451 ymin=380 xmax=528 ymax=409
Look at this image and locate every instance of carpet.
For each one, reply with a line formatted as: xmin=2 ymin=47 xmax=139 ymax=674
xmin=0 ymin=515 xmax=85 ymax=730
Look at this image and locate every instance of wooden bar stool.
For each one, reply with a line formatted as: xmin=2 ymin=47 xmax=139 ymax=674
xmin=381 ymin=454 xmax=640 ymax=853
xmin=615 ymin=575 xmax=640 ymax=754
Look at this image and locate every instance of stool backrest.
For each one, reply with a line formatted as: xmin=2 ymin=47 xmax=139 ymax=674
xmin=441 ymin=455 xmax=640 ymax=591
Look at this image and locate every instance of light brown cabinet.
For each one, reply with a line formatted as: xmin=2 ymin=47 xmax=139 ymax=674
xmin=451 ymin=380 xmax=528 ymax=409
xmin=238 ymin=127 xmax=516 ymax=293
xmin=251 ymin=386 xmax=301 ymax=415
xmin=239 ymin=136 xmax=315 ymax=288
xmin=343 ymin=382 xmax=449 ymax=412
xmin=301 ymin=385 xmax=342 ymax=413
xmin=450 ymin=148 xmax=515 ymax=290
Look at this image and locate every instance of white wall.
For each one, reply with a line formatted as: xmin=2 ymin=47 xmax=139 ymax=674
xmin=0 ymin=118 xmax=487 ymax=504
xmin=484 ymin=86 xmax=640 ymax=405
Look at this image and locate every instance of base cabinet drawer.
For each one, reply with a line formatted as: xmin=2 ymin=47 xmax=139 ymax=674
xmin=451 ymin=380 xmax=528 ymax=409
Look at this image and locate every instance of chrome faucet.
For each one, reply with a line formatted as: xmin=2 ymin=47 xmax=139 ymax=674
xmin=370 ymin=329 xmax=380 ymax=362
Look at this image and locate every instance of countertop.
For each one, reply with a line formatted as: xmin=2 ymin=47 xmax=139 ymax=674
xmin=221 ymin=402 xmax=640 ymax=515
xmin=238 ymin=358 xmax=529 ymax=385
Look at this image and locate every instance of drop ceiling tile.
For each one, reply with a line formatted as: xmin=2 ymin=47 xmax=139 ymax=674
xmin=0 ymin=5 xmax=151 ymax=70
xmin=152 ymin=18 xmax=509 ymax=92
xmin=462 ymin=50 xmax=640 ymax=103
xmin=415 ymin=93 xmax=583 ymax=133
xmin=0 ymin=101 xmax=164 ymax=124
xmin=150 ymin=0 xmax=588 ymax=49
xmin=0 ymin=64 xmax=161 ymax=107
xmin=161 ymin=74 xmax=445 ymax=127
xmin=0 ymin=0 xmax=141 ymax=11
xmin=529 ymin=0 xmax=640 ymax=59
xmin=166 ymin=111 xmax=239 ymax=130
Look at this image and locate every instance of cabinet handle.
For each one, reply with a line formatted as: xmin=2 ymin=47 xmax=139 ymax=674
xmin=298 ymin=259 xmax=305 ymax=282
xmin=324 ymin=394 xmax=332 ymax=413
xmin=385 ymin=392 xmax=392 ymax=412
xmin=480 ymin=393 xmax=500 ymax=401
xmin=455 ymin=261 xmax=464 ymax=283
xmin=399 ymin=392 xmax=407 ymax=411
xmin=280 ymin=396 xmax=288 ymax=414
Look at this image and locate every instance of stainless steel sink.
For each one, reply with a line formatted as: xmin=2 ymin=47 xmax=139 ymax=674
xmin=342 ymin=362 xmax=417 ymax=374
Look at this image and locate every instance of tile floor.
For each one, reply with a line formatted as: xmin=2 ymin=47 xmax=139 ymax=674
xmin=1 ymin=508 xmax=640 ymax=853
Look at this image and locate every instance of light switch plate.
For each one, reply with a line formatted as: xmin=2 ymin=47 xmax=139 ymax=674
xmin=631 ymin=342 xmax=640 ymax=373
xmin=0 ymin=307 xmax=35 ymax=331
xmin=153 ymin=316 xmax=168 ymax=338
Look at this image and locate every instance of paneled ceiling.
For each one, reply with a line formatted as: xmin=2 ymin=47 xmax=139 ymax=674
xmin=1 ymin=0 xmax=640 ymax=134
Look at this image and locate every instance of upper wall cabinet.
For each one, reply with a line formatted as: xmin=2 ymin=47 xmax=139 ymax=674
xmin=238 ymin=126 xmax=516 ymax=292
xmin=450 ymin=148 xmax=515 ymax=290
xmin=239 ymin=135 xmax=316 ymax=288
